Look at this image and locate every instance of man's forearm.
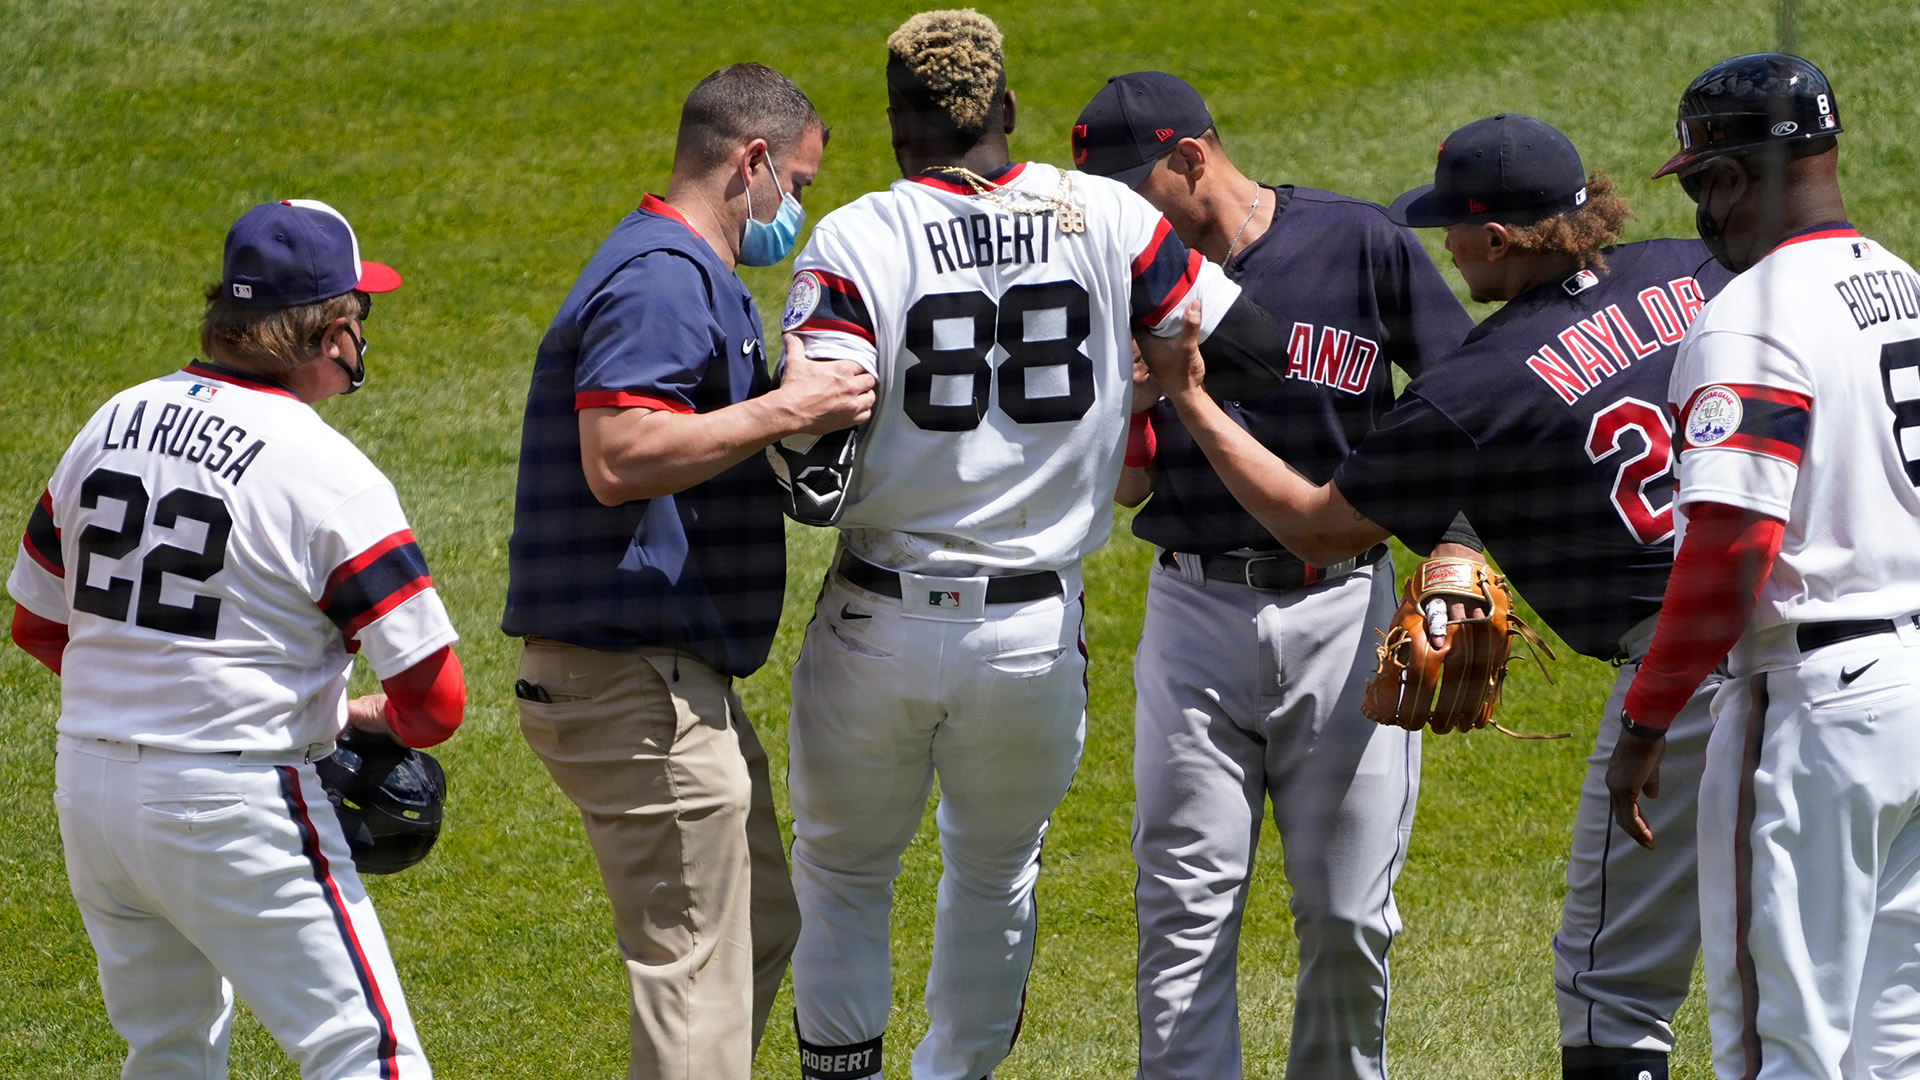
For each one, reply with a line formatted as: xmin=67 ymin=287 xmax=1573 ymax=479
xmin=1164 ymin=388 xmax=1389 ymax=564
xmin=580 ymin=396 xmax=796 ymax=505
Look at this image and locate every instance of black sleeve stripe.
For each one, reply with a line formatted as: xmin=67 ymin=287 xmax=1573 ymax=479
xmin=24 ymin=491 xmax=63 ymax=576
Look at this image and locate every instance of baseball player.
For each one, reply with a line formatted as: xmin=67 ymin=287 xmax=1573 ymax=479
xmin=1070 ymin=72 xmax=1477 ymax=1080
xmin=6 ymin=199 xmax=465 ymax=1078
xmin=1137 ymin=115 xmax=1733 ymax=1080
xmin=774 ymin=13 xmax=1301 ymax=1080
xmin=1608 ymin=55 xmax=1920 ymax=1080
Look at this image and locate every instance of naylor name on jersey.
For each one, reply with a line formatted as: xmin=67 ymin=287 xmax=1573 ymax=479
xmin=97 ymin=397 xmax=269 ymax=486
xmin=1525 ymin=276 xmax=1709 ymax=406
xmin=923 ymin=210 xmax=1053 ymax=275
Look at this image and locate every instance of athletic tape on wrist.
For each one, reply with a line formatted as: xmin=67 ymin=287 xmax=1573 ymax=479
xmin=798 ymin=1034 xmax=882 ymax=1080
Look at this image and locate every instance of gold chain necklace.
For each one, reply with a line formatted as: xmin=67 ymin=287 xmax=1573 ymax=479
xmin=925 ymin=165 xmax=1086 ymax=234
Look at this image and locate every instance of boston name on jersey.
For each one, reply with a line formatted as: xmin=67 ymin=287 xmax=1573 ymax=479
xmin=1832 ymin=251 xmax=1920 ymax=330
xmin=923 ymin=209 xmax=1052 ymax=274
xmin=92 ymin=363 xmax=273 ymax=486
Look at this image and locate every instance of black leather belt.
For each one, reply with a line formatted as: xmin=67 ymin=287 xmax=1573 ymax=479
xmin=1797 ymin=618 xmax=1900 ymax=653
xmin=1160 ymin=544 xmax=1390 ymax=592
xmin=836 ymin=552 xmax=1062 ymax=604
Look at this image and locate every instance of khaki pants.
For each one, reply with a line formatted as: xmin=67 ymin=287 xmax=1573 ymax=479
xmin=517 ymin=639 xmax=799 ymax=1080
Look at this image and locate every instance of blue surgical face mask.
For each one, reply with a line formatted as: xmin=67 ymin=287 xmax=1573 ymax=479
xmin=739 ymin=154 xmax=805 ymax=267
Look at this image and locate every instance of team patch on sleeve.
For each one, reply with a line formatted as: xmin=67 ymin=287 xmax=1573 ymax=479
xmin=787 ymin=270 xmax=874 ymax=344
xmin=1681 ymin=382 xmax=1811 ymax=464
xmin=1129 ymin=218 xmax=1202 ymax=327
xmin=318 ymin=530 xmax=433 ymax=638
xmin=22 ymin=489 xmax=62 ymax=577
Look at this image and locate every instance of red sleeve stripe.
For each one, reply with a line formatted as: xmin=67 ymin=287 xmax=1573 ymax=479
xmin=811 ymin=270 xmax=864 ymax=298
xmin=573 ymin=390 xmax=696 ymax=414
xmin=1140 ymin=250 xmax=1202 ymax=328
xmin=1130 ymin=218 xmax=1175 ymax=277
xmin=22 ymin=489 xmax=62 ymax=578
xmin=1682 ymin=384 xmax=1812 ymax=465
xmin=319 ymin=530 xmax=435 ymax=638
xmin=794 ymin=315 xmax=876 ymax=344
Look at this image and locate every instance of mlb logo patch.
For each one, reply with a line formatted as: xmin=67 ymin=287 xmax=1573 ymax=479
xmin=1563 ymin=269 xmax=1600 ymax=296
xmin=231 ymin=283 xmax=252 ymax=299
xmin=187 ymin=383 xmax=219 ymax=402
xmin=1853 ymin=241 xmax=1874 ymax=260
xmin=928 ymin=590 xmax=961 ymax=608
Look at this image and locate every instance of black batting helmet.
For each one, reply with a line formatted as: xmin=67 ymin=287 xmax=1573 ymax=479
xmin=315 ymin=727 xmax=447 ymax=875
xmin=1654 ymin=53 xmax=1841 ymax=179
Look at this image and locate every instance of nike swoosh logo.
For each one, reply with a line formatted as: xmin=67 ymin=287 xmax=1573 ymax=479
xmin=840 ymin=604 xmax=871 ymax=621
xmin=1840 ymin=660 xmax=1879 ymax=686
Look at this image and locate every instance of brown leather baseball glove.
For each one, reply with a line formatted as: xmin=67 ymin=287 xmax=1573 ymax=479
xmin=1361 ymin=557 xmax=1562 ymax=738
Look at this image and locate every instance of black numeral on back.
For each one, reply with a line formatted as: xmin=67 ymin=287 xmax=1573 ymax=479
xmin=900 ymin=281 xmax=1094 ymax=431
xmin=70 ymin=467 xmax=232 ymax=639
xmin=1880 ymin=339 xmax=1920 ymax=487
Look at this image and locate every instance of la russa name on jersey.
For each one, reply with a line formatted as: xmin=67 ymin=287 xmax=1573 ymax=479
xmin=922 ymin=209 xmax=1055 ymax=275
xmin=95 ymin=366 xmax=273 ymax=486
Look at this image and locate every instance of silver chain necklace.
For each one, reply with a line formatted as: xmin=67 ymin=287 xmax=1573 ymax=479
xmin=1224 ymin=185 xmax=1262 ymax=262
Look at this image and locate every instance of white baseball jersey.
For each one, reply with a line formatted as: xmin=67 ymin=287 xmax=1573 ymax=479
xmin=781 ymin=162 xmax=1241 ymax=574
xmin=1670 ymin=225 xmax=1920 ymax=672
xmin=7 ymin=362 xmax=457 ymax=752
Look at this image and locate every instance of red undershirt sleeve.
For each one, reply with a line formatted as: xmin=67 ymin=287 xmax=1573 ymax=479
xmin=378 ymin=644 xmax=465 ymax=748
xmin=1622 ymin=501 xmax=1785 ymax=731
xmin=10 ymin=604 xmax=68 ymax=675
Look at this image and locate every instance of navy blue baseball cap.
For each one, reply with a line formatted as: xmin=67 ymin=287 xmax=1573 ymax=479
xmin=1072 ymin=72 xmax=1214 ymax=189
xmin=1388 ymin=114 xmax=1589 ymax=227
xmin=221 ymin=199 xmax=402 ymax=309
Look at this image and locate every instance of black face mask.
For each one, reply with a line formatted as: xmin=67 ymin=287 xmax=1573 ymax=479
xmin=1688 ymin=166 xmax=1738 ymax=273
xmin=332 ymin=323 xmax=367 ymax=394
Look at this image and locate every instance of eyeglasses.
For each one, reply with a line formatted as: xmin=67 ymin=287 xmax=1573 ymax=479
xmin=355 ymin=291 xmax=373 ymax=321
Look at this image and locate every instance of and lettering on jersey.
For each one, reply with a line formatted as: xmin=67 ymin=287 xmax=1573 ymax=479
xmin=1679 ymin=382 xmax=1811 ymax=464
xmin=1833 ymin=267 xmax=1920 ymax=331
xmin=318 ymin=529 xmax=434 ymax=639
xmin=786 ymin=269 xmax=876 ymax=344
xmin=1284 ymin=322 xmax=1381 ymax=396
xmin=97 ymin=398 xmax=269 ymax=485
xmin=22 ymin=489 xmax=62 ymax=578
xmin=923 ymin=211 xmax=1050 ymax=275
xmin=1526 ymin=278 xmax=1709 ymax=405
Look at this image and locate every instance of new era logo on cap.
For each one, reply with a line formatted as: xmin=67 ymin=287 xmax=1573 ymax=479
xmin=1072 ymin=72 xmax=1214 ymax=189
xmin=1155 ymin=128 xmax=1175 ymax=141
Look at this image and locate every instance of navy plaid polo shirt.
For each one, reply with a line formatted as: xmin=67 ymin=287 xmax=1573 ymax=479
xmin=503 ymin=197 xmax=786 ymax=677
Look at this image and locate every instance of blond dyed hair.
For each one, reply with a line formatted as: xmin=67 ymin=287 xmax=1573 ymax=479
xmin=1503 ymin=170 xmax=1634 ymax=271
xmin=887 ymin=9 xmax=1005 ymax=135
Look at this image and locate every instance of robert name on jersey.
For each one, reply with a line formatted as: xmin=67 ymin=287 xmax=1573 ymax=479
xmin=923 ymin=208 xmax=1054 ymax=274
xmin=93 ymin=379 xmax=270 ymax=486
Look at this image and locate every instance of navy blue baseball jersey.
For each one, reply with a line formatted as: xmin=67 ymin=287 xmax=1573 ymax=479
xmin=503 ymin=196 xmax=786 ymax=677
xmin=1334 ymin=238 xmax=1733 ymax=659
xmin=1134 ymin=186 xmax=1475 ymax=554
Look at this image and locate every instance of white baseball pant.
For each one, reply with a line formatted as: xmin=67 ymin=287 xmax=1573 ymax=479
xmin=53 ymin=734 xmax=430 ymax=1079
xmin=1698 ymin=621 xmax=1920 ymax=1079
xmin=787 ymin=567 xmax=1087 ymax=1080
xmin=1132 ymin=554 xmax=1417 ymax=1080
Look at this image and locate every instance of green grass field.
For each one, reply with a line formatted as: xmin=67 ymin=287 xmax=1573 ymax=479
xmin=5 ymin=1 xmax=1920 ymax=1076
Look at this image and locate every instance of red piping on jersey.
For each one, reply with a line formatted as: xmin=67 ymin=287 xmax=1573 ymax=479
xmin=794 ymin=315 xmax=875 ymax=343
xmin=1768 ymin=224 xmax=1859 ymax=254
xmin=321 ymin=530 xmax=418 ymax=607
xmin=907 ymin=162 xmax=1029 ymax=193
xmin=1143 ymin=250 xmax=1203 ymax=328
xmin=10 ymin=605 xmax=67 ymax=675
xmin=182 ymin=361 xmax=301 ymax=401
xmin=639 ymin=194 xmax=702 ymax=239
xmin=380 ymin=644 xmax=464 ymax=748
xmin=1622 ymin=501 xmax=1783 ymax=731
xmin=278 ymin=768 xmax=403 ymax=1078
xmin=573 ymin=390 xmax=696 ymax=414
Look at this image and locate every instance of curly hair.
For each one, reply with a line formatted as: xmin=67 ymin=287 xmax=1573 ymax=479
xmin=887 ymin=9 xmax=1005 ymax=136
xmin=1502 ymin=170 xmax=1634 ymax=270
